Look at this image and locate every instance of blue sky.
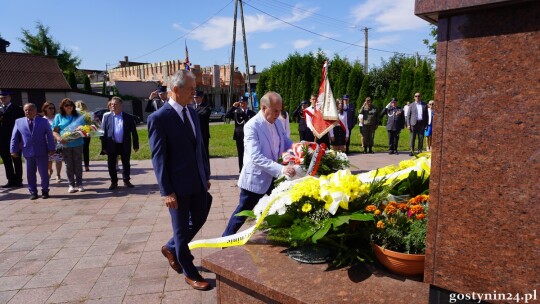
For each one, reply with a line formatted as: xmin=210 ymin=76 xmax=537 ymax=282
xmin=0 ymin=0 xmax=434 ymax=72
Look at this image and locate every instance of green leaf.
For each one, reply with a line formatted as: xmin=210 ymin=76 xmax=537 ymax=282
xmin=349 ymin=213 xmax=374 ymax=221
xmin=331 ymin=215 xmax=350 ymax=228
xmin=265 ymin=214 xmax=294 ymax=228
xmin=234 ymin=210 xmax=256 ymax=218
xmin=290 ymin=222 xmax=316 ymax=241
xmin=312 ymin=219 xmax=333 ymax=243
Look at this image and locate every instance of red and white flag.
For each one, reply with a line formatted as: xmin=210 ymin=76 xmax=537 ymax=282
xmin=184 ymin=40 xmax=191 ymax=71
xmin=310 ymin=61 xmax=338 ymax=138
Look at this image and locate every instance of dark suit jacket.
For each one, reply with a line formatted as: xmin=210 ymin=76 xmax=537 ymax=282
xmin=407 ymin=101 xmax=429 ymax=129
xmin=101 ymin=112 xmax=139 ymax=155
xmin=147 ymin=102 xmax=210 ymax=197
xmin=195 ymin=101 xmax=211 ymax=140
xmin=345 ymin=104 xmax=357 ymax=129
xmin=292 ymin=106 xmax=308 ymax=132
xmin=380 ymin=106 xmax=405 ymax=131
xmin=0 ymin=103 xmax=25 ymax=152
xmin=225 ymin=106 xmax=256 ymax=140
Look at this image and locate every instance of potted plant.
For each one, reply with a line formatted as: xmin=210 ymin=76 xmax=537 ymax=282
xmin=366 ymin=190 xmax=429 ymax=276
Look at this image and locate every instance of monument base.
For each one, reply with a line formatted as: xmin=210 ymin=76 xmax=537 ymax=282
xmin=203 ymin=233 xmax=429 ymax=304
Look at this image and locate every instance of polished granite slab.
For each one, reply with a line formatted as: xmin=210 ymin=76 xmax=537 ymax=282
xmin=203 ymin=234 xmax=429 ymax=304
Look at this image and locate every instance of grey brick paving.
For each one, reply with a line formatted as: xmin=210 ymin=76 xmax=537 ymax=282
xmin=0 ymin=152 xmax=409 ymax=303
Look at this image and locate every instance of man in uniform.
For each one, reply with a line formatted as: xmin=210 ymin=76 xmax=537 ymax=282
xmin=225 ymin=96 xmax=256 ymax=173
xmin=146 ymin=86 xmax=168 ymax=113
xmin=193 ymin=90 xmax=211 ymax=160
xmin=292 ymin=100 xmax=314 ymax=141
xmin=0 ymin=90 xmax=24 ymax=188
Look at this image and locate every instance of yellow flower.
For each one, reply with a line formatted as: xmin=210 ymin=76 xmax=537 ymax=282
xmin=376 ymin=220 xmax=385 ymax=229
xmin=301 ymin=203 xmax=312 ymax=213
xmin=374 ymin=210 xmax=381 ymax=216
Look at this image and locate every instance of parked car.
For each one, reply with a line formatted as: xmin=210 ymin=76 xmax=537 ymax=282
xmin=209 ymin=110 xmax=225 ymax=122
xmin=93 ymin=109 xmax=142 ymax=125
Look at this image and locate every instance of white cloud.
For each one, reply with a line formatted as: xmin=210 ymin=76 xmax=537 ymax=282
xmin=260 ymin=43 xmax=274 ymax=49
xmin=350 ymin=0 xmax=427 ymax=32
xmin=293 ymin=39 xmax=313 ymax=49
xmin=369 ymin=35 xmax=400 ymax=47
xmin=184 ymin=5 xmax=316 ymax=50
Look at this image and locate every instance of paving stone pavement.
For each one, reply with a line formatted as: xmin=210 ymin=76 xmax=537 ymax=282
xmin=0 ymin=152 xmax=410 ymax=304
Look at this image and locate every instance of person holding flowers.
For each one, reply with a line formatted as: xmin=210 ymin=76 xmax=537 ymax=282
xmin=52 ymin=98 xmax=85 ymax=193
xmin=222 ymin=91 xmax=296 ymax=237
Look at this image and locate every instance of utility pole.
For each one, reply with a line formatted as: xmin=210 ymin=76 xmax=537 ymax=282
xmin=228 ymin=0 xmax=252 ymax=111
xmin=227 ymin=0 xmax=239 ymax=111
xmin=363 ymin=27 xmax=370 ymax=75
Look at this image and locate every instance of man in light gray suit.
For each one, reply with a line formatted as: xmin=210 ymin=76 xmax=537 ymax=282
xmin=407 ymin=92 xmax=429 ymax=155
xmin=222 ymin=91 xmax=296 ymax=236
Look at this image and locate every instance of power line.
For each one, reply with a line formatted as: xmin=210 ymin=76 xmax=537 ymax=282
xmin=244 ymin=2 xmax=433 ymax=58
xmin=131 ymin=0 xmax=234 ymax=61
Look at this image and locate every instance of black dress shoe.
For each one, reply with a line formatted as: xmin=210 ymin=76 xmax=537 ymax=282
xmin=388 ymin=150 xmax=394 ymax=155
xmin=409 ymin=152 xmax=414 ymax=156
xmin=30 ymin=193 xmax=38 ymax=200
xmin=123 ymin=180 xmax=134 ymax=188
xmin=108 ymin=182 xmax=118 ymax=190
xmin=42 ymin=191 xmax=50 ymax=199
xmin=394 ymin=150 xmax=399 ymax=155
xmin=2 ymin=183 xmax=15 ymax=188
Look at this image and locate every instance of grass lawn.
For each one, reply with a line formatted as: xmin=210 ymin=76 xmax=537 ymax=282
xmin=2 ymin=123 xmax=413 ymax=164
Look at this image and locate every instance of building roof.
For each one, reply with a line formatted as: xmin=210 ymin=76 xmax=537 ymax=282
xmin=0 ymin=52 xmax=71 ymax=90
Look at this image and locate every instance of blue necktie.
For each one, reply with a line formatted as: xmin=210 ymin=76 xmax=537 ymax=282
xmin=29 ymin=119 xmax=34 ymax=132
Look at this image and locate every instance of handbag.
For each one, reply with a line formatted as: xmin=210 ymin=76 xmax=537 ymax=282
xmin=55 ymin=142 xmax=63 ymax=154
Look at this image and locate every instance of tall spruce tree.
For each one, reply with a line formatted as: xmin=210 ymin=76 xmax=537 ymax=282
xmin=397 ymin=65 xmax=415 ymax=103
xmin=19 ymin=22 xmax=80 ymax=72
xmin=84 ymin=76 xmax=92 ymax=92
xmin=357 ymin=75 xmax=371 ymax=109
xmin=346 ymin=62 xmax=364 ymax=102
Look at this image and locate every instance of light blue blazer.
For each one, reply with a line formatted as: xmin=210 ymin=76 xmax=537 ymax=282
xmin=238 ymin=112 xmax=293 ymax=194
xmin=10 ymin=116 xmax=55 ymax=158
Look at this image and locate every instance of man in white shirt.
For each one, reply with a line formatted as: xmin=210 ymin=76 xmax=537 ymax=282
xmin=407 ymin=93 xmax=428 ymax=155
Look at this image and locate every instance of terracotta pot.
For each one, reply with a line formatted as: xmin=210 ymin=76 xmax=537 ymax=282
xmin=372 ymin=243 xmax=425 ymax=276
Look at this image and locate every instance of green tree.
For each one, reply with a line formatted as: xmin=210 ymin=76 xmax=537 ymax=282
xmin=101 ymin=82 xmax=106 ymax=95
xmin=66 ymin=70 xmax=77 ymax=89
xmin=19 ymin=22 xmax=80 ymax=72
xmin=423 ymin=25 xmax=437 ymax=55
xmin=83 ymin=76 xmax=92 ymax=92
xmin=346 ymin=61 xmax=364 ymax=102
xmin=357 ymin=75 xmax=371 ymax=109
xmin=397 ymin=65 xmax=415 ymax=103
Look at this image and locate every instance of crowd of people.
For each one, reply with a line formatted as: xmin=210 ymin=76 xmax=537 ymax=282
xmin=2 ymin=71 xmax=437 ymax=291
xmin=0 ymin=90 xmax=140 ymax=199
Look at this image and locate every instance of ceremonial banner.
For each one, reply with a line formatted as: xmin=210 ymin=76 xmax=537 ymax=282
xmin=311 ymin=61 xmax=338 ymax=138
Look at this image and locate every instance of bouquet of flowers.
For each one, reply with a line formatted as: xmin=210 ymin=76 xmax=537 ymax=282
xmin=368 ymin=194 xmax=429 ymax=254
xmin=242 ymin=170 xmax=389 ymax=266
xmin=279 ymin=142 xmax=350 ymax=181
xmin=61 ymin=112 xmax=103 ymax=142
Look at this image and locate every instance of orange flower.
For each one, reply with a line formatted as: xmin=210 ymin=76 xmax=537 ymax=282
xmin=385 ymin=205 xmax=397 ymax=215
xmin=409 ymin=194 xmax=429 ymax=205
xmin=397 ymin=203 xmax=408 ymax=211
xmin=365 ymin=205 xmax=377 ymax=212
xmin=376 ymin=220 xmax=385 ymax=229
xmin=409 ymin=205 xmax=424 ymax=215
xmin=374 ymin=210 xmax=381 ymax=216
xmin=416 ymin=214 xmax=426 ymax=220
xmin=387 ymin=201 xmax=397 ymax=207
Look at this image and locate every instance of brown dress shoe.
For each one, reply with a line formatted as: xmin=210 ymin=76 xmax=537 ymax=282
xmin=185 ymin=276 xmax=211 ymax=290
xmin=161 ymin=246 xmax=182 ymax=273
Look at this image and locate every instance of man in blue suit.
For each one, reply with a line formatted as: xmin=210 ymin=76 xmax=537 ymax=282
xmin=101 ymin=96 xmax=139 ymax=190
xmin=222 ymin=91 xmax=296 ymax=237
xmin=10 ymin=103 xmax=55 ymax=199
xmin=148 ymin=70 xmax=212 ymax=291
